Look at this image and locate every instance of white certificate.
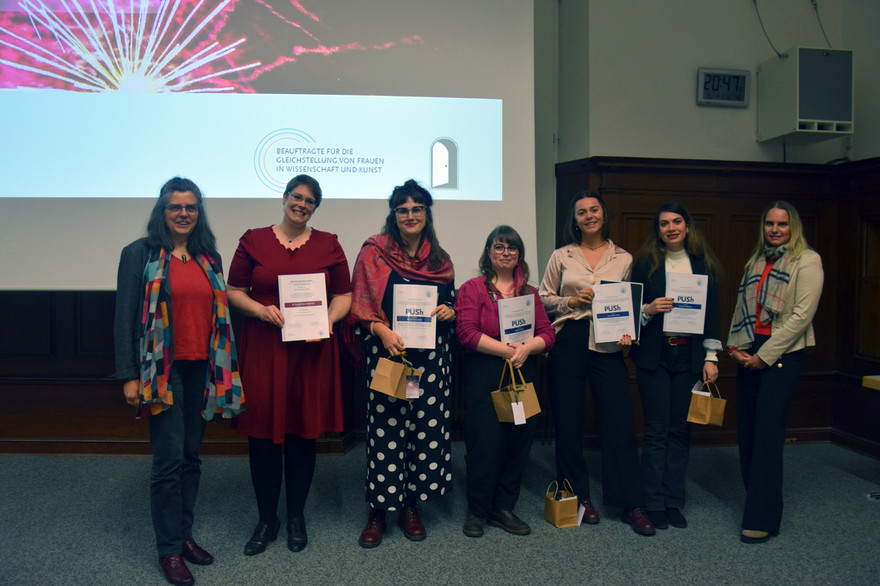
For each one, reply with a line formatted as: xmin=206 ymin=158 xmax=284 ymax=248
xmin=278 ymin=273 xmax=329 ymax=342
xmin=393 ymin=284 xmax=438 ymax=350
xmin=497 ymin=295 xmax=535 ymax=344
xmin=663 ymin=273 xmax=708 ymax=335
xmin=592 ymin=282 xmax=635 ymax=343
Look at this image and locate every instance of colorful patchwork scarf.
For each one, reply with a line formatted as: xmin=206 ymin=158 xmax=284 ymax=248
xmin=727 ymin=247 xmax=793 ymax=350
xmin=139 ymin=247 xmax=244 ymax=419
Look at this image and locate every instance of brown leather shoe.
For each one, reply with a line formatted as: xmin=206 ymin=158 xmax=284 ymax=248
xmin=579 ymin=499 xmax=600 ymax=525
xmin=462 ymin=511 xmax=485 ymax=537
xmin=159 ymin=555 xmax=194 ymax=586
xmin=398 ymin=500 xmax=426 ymax=541
xmin=359 ymin=508 xmax=387 ymax=548
xmin=181 ymin=538 xmax=213 ymax=565
xmin=621 ymin=507 xmax=656 ymax=536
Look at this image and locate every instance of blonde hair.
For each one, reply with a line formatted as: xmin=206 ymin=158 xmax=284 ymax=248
xmin=748 ymin=200 xmax=810 ymax=263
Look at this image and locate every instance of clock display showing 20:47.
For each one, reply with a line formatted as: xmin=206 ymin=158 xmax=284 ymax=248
xmin=702 ymin=73 xmax=746 ymax=101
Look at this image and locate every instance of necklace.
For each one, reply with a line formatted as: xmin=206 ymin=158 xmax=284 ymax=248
xmin=276 ymin=225 xmax=306 ymax=245
xmin=580 ymin=240 xmax=607 ymax=251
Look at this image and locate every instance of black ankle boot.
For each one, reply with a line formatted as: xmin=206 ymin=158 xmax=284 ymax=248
xmin=288 ymin=517 xmax=308 ymax=552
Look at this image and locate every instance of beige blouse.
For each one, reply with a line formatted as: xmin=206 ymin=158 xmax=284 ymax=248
xmin=539 ymin=241 xmax=632 ymax=353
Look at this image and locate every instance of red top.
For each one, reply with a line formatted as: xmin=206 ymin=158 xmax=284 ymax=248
xmin=755 ymin=259 xmax=775 ymax=336
xmin=169 ymin=255 xmax=213 ymax=360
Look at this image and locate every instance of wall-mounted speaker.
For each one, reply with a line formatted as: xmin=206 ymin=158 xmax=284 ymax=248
xmin=757 ymin=47 xmax=853 ymax=144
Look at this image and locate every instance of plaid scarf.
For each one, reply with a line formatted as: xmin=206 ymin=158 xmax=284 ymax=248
xmin=349 ymin=233 xmax=454 ymax=326
xmin=139 ymin=247 xmax=244 ymax=420
xmin=727 ymin=247 xmax=793 ymax=350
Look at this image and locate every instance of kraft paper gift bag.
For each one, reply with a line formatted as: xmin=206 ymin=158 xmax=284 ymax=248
xmin=544 ymin=480 xmax=579 ymax=528
xmin=369 ymin=352 xmax=422 ymax=401
xmin=490 ymin=360 xmax=541 ymax=424
xmin=686 ymin=381 xmax=726 ymax=426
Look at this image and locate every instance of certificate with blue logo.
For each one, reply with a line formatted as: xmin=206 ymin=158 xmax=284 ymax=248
xmin=497 ymin=295 xmax=535 ymax=344
xmin=663 ymin=273 xmax=708 ymax=334
xmin=592 ymin=283 xmax=635 ymax=343
xmin=393 ymin=284 xmax=438 ymax=349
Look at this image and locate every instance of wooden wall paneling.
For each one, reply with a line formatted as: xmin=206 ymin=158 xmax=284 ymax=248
xmin=857 ymin=215 xmax=880 ymax=359
xmin=554 ymin=157 xmax=852 ymax=449
xmin=77 ymin=291 xmax=116 ymax=358
xmin=832 ymin=378 xmax=880 ymax=457
xmin=0 ymin=291 xmax=54 ymax=359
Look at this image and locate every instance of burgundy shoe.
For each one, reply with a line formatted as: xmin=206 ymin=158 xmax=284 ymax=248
xmin=158 ymin=555 xmax=194 ymax=586
xmin=621 ymin=507 xmax=656 ymax=536
xmin=579 ymin=499 xmax=600 ymax=525
xmin=398 ymin=500 xmax=426 ymax=541
xmin=359 ymin=508 xmax=387 ymax=548
xmin=181 ymin=538 xmax=213 ymax=566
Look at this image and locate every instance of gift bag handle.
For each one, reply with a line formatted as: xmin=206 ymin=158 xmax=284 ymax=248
xmin=496 ymin=359 xmax=529 ymax=393
xmin=386 ymin=351 xmax=416 ymax=376
xmin=546 ymin=478 xmax=576 ymax=499
xmin=697 ymin=381 xmax=723 ymax=398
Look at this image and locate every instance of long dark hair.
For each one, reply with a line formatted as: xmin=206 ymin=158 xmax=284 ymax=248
xmin=478 ymin=225 xmax=531 ymax=296
xmin=146 ymin=177 xmax=217 ymax=257
xmin=636 ymin=202 xmax=721 ymax=279
xmin=564 ymin=191 xmax=611 ymax=244
xmin=381 ymin=179 xmax=449 ymax=271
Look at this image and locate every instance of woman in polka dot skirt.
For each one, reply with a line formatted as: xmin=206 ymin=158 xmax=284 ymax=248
xmin=349 ymin=179 xmax=456 ymax=548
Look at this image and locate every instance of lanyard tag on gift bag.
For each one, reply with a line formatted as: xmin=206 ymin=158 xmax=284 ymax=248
xmin=511 ymin=400 xmax=526 ymax=425
xmin=405 ymin=375 xmax=420 ymax=399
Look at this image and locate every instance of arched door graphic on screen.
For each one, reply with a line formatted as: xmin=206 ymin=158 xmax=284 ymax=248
xmin=431 ymin=138 xmax=458 ymax=189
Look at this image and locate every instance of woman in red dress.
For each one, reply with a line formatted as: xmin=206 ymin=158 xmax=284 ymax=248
xmin=227 ymin=175 xmax=351 ymax=555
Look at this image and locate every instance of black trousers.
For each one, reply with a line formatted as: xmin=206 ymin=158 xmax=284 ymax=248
xmin=548 ymin=319 xmax=643 ymax=509
xmin=736 ymin=334 xmax=804 ymax=532
xmin=248 ymin=434 xmax=316 ymax=524
xmin=463 ymin=352 xmax=537 ymax=517
xmin=636 ymin=343 xmax=696 ymax=512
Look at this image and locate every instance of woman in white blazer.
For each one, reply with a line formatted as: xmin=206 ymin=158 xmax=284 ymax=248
xmin=727 ymin=200 xmax=824 ymax=544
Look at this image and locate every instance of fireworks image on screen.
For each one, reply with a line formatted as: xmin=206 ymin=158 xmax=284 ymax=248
xmin=0 ymin=0 xmax=263 ymax=92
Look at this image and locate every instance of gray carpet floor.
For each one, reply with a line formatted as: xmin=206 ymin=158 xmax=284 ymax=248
xmin=1 ymin=442 xmax=879 ymax=585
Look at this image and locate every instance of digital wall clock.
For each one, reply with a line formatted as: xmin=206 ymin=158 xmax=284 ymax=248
xmin=696 ymin=67 xmax=751 ymax=108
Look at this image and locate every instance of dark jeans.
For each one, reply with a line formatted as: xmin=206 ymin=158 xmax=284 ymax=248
xmin=463 ymin=352 xmax=537 ymax=517
xmin=636 ymin=343 xmax=697 ymax=512
xmin=148 ymin=360 xmax=208 ymax=557
xmin=248 ymin=434 xmax=316 ymax=524
xmin=737 ymin=334 xmax=804 ymax=532
xmin=548 ymin=319 xmax=643 ymax=508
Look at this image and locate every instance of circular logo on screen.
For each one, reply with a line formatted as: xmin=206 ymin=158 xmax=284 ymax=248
xmin=253 ymin=129 xmax=319 ymax=191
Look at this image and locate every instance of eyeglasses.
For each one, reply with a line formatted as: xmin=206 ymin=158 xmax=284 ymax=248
xmin=394 ymin=205 xmax=427 ymax=217
xmin=491 ymin=244 xmax=519 ymax=255
xmin=288 ymin=192 xmax=317 ymax=208
xmin=165 ymin=204 xmax=199 ymax=214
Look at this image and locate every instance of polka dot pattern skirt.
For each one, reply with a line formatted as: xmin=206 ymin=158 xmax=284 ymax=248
xmin=364 ymin=335 xmax=453 ymax=511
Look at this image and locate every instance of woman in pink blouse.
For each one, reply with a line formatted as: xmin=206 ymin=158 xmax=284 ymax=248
xmin=539 ymin=191 xmax=655 ymax=536
xmin=454 ymin=225 xmax=555 ymax=538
